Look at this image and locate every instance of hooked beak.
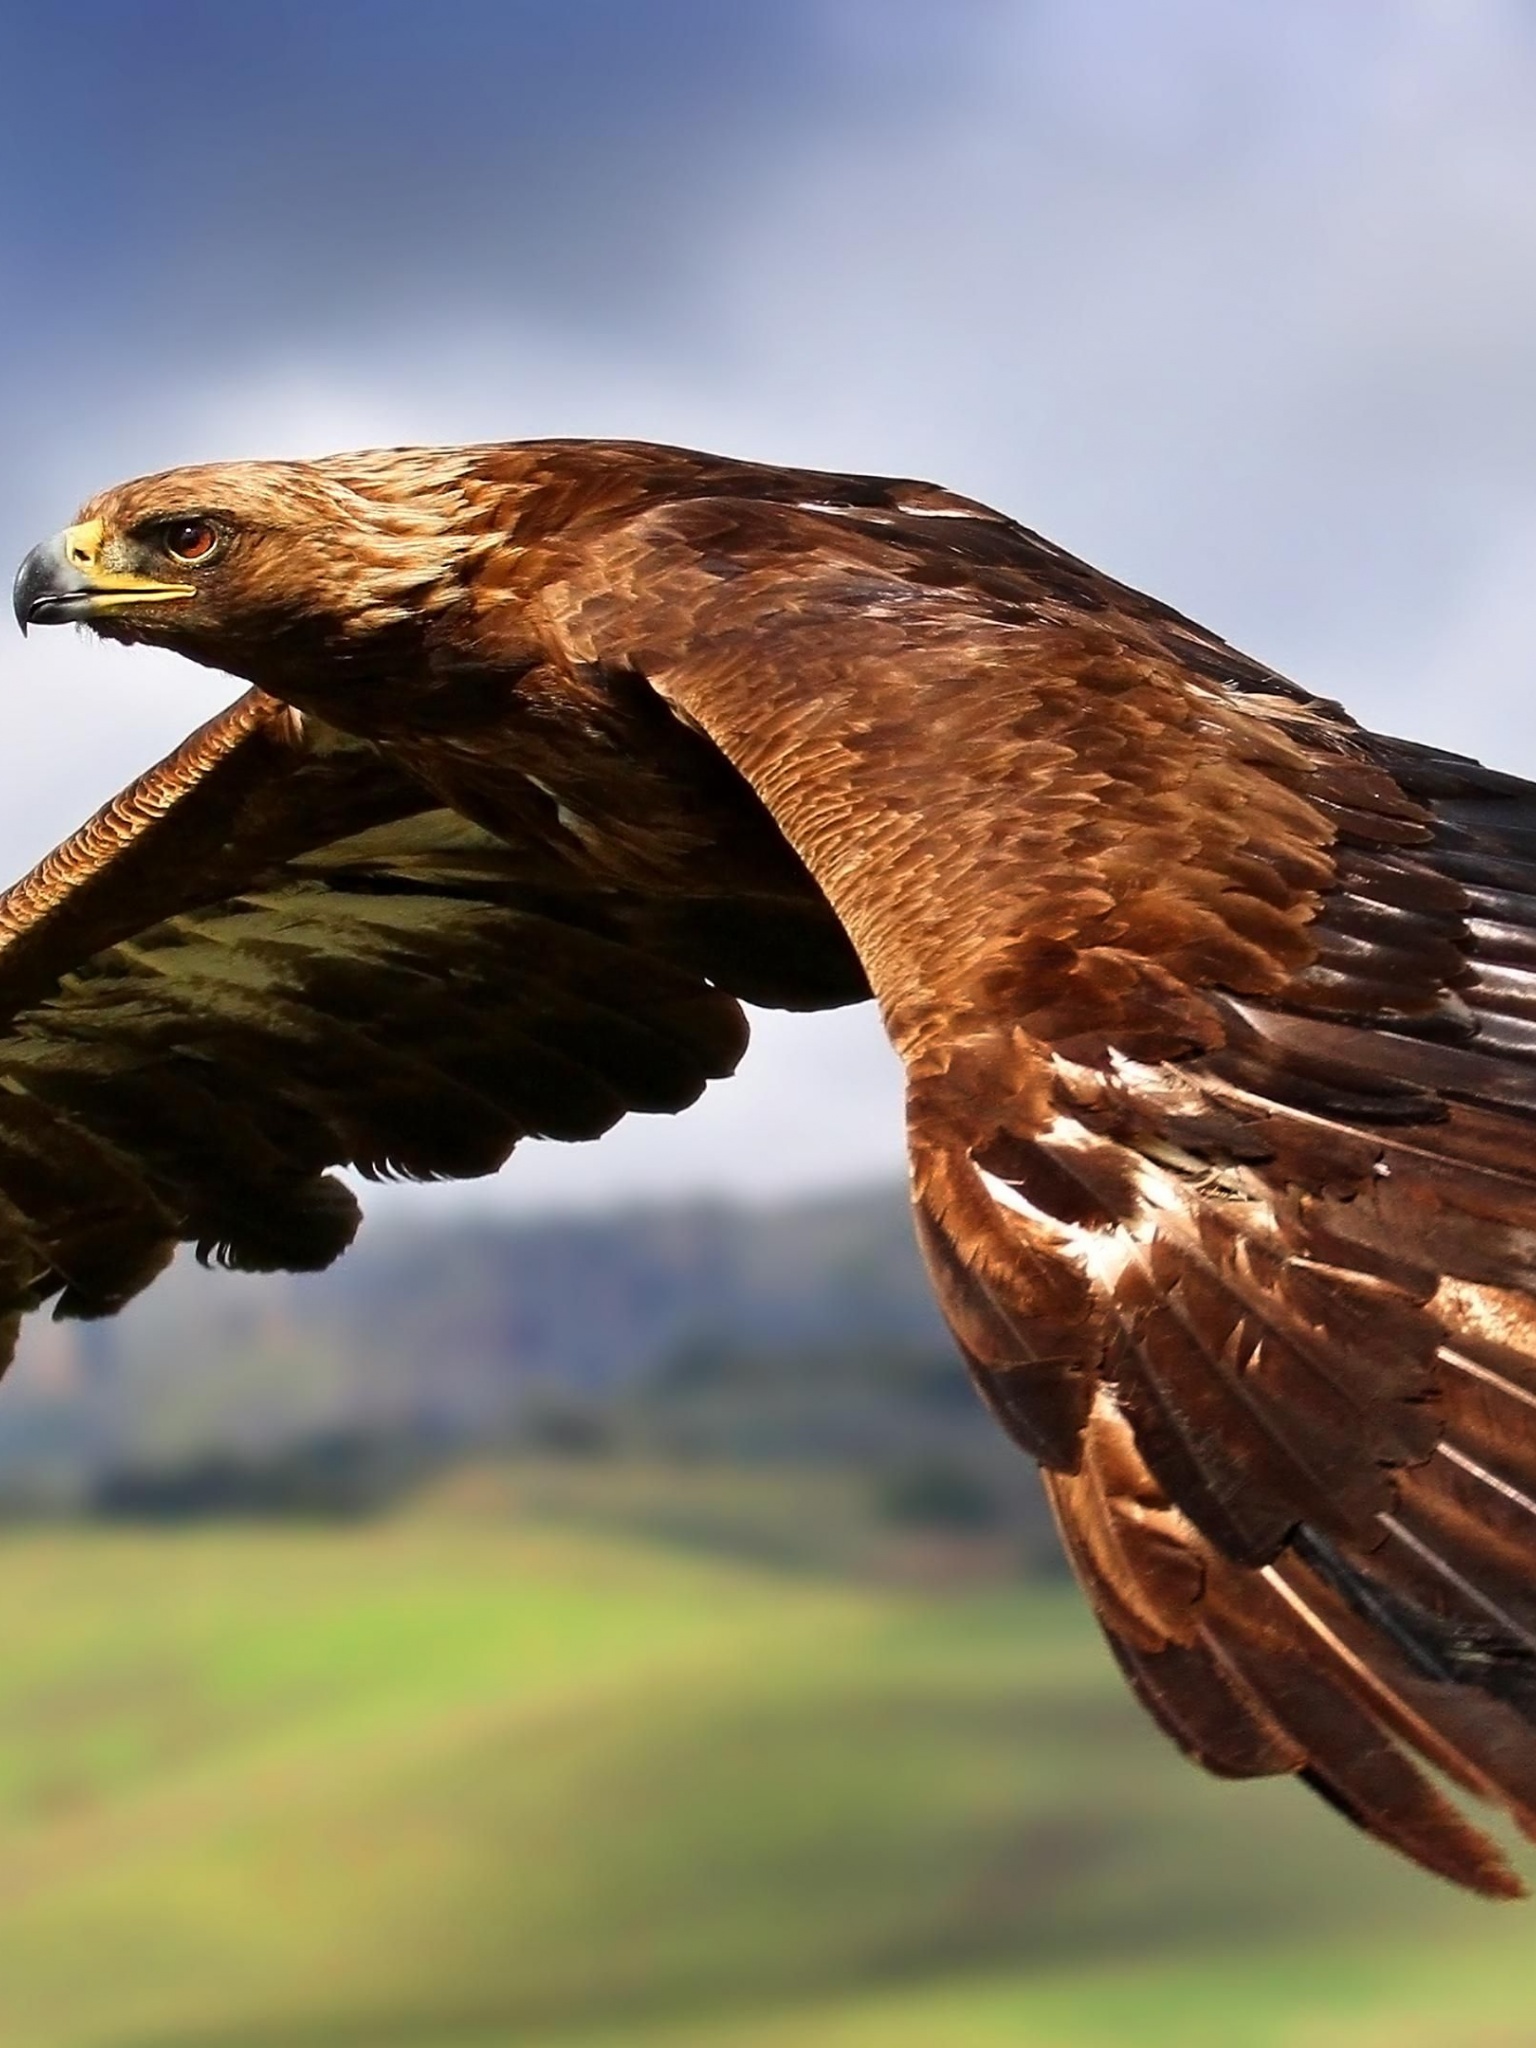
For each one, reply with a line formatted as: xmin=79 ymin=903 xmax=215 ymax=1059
xmin=12 ymin=520 xmax=195 ymax=634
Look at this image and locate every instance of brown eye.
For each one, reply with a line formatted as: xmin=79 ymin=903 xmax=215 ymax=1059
xmin=162 ymin=520 xmax=219 ymax=564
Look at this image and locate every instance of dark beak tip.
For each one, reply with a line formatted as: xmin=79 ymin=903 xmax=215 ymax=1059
xmin=13 ymin=536 xmax=69 ymax=635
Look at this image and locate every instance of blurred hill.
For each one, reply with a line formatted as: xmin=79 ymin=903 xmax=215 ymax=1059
xmin=0 ymin=1506 xmax=1524 ymax=2048
xmin=1 ymin=1202 xmax=1531 ymax=2047
xmin=0 ymin=1184 xmax=1058 ymax=1557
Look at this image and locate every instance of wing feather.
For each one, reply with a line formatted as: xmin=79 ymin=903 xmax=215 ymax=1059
xmin=0 ymin=690 xmax=751 ymax=1345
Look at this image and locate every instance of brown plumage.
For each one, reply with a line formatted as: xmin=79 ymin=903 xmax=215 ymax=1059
xmin=14 ymin=437 xmax=1536 ymax=1896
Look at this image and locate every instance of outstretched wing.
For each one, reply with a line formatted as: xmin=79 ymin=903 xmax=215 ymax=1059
xmin=532 ymin=470 xmax=1536 ymax=1894
xmin=1021 ymin=730 xmax=1536 ymax=1900
xmin=0 ymin=690 xmax=752 ymax=1359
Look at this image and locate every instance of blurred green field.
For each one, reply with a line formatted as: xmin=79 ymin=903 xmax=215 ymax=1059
xmin=0 ymin=1470 xmax=1532 ymax=2047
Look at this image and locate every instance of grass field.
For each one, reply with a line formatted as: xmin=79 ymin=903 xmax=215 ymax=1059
xmin=0 ymin=1470 xmax=1531 ymax=2046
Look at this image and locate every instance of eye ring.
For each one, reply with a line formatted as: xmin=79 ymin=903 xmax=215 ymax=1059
xmin=161 ymin=519 xmax=220 ymax=565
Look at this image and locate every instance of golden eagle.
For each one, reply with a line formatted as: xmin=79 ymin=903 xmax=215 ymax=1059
xmin=14 ymin=439 xmax=1536 ymax=1895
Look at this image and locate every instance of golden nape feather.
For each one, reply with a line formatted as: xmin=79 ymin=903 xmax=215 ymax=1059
xmin=15 ymin=435 xmax=1536 ymax=1896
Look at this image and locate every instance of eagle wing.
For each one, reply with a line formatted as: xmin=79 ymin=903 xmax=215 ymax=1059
xmin=525 ymin=470 xmax=1536 ymax=1894
xmin=0 ymin=688 xmax=751 ymax=1357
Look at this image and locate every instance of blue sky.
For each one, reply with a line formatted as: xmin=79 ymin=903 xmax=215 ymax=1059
xmin=6 ymin=0 xmax=1536 ymax=1212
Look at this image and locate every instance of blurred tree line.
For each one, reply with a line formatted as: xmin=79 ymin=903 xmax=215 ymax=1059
xmin=0 ymin=1186 xmax=1062 ymax=1572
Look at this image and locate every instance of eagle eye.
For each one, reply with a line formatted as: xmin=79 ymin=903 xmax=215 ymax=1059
xmin=160 ymin=520 xmax=220 ymax=565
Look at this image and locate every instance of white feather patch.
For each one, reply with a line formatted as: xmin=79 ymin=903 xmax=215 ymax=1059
xmin=973 ymin=1144 xmax=1139 ymax=1290
xmin=890 ymin=502 xmax=984 ymax=520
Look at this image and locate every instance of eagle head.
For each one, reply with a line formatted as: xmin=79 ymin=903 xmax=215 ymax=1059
xmin=12 ymin=448 xmax=482 ymax=691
